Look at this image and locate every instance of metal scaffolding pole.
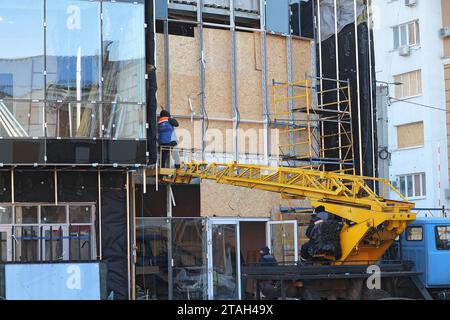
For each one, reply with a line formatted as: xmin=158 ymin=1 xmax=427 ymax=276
xmin=260 ymin=0 xmax=269 ymax=165
xmin=367 ymin=0 xmax=376 ymax=177
xmin=197 ymin=0 xmax=206 ymax=161
xmin=164 ymin=19 xmax=171 ymax=112
xmin=230 ymin=0 xmax=239 ymax=162
xmin=333 ymin=0 xmax=343 ymax=172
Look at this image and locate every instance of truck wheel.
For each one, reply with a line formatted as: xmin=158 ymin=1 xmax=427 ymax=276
xmin=361 ymin=289 xmax=391 ymax=300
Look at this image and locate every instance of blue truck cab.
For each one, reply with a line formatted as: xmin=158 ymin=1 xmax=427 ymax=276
xmin=401 ymin=217 xmax=450 ymax=297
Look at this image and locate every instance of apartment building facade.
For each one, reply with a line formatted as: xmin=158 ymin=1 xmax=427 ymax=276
xmin=374 ymin=0 xmax=450 ymax=211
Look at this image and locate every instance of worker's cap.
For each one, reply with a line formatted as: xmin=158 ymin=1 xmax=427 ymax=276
xmin=260 ymin=246 xmax=270 ymax=255
xmin=160 ymin=110 xmax=170 ymax=117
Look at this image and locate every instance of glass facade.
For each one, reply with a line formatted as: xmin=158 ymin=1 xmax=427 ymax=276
xmin=0 ymin=0 xmax=147 ymax=164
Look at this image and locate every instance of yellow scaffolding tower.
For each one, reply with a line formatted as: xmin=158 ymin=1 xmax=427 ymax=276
xmin=271 ymin=78 xmax=355 ymax=175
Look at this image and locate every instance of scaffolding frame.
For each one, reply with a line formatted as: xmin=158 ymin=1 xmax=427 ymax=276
xmin=271 ymin=77 xmax=355 ymax=175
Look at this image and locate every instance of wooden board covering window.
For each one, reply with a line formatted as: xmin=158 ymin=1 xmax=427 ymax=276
xmin=394 ymin=70 xmax=422 ymax=99
xmin=443 ymin=0 xmax=450 ymax=57
xmin=397 ymin=121 xmax=424 ymax=149
xmin=445 ymin=64 xmax=450 ymax=185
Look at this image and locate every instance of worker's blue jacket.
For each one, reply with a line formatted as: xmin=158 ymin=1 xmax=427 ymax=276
xmin=158 ymin=116 xmax=176 ymax=144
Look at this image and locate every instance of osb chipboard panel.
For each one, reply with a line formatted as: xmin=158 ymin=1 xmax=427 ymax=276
xmin=236 ymin=32 xmax=263 ymax=120
xmin=200 ymin=179 xmax=278 ymax=217
xmin=292 ymin=38 xmax=312 ymax=83
xmin=204 ymin=28 xmax=233 ymax=118
xmin=175 ymin=118 xmax=202 ymax=150
xmin=156 ymin=33 xmax=166 ymax=109
xmin=204 ymin=120 xmax=234 ymax=153
xmin=236 ymin=122 xmax=265 ymax=156
xmin=267 ymin=34 xmax=288 ymax=116
xmin=168 ymin=32 xmax=200 ymax=116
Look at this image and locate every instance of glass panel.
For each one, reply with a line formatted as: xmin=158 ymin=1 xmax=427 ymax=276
xmin=15 ymin=206 xmax=38 ymax=224
xmin=46 ymin=0 xmax=101 ymax=101
xmin=43 ymin=226 xmax=64 ymax=261
xmin=0 ymin=0 xmax=44 ymax=100
xmin=172 ymin=218 xmax=207 ymax=300
xmin=69 ymin=225 xmax=91 ymax=260
xmin=14 ymin=226 xmax=39 ymax=262
xmin=270 ymin=223 xmax=295 ymax=263
xmin=102 ymin=1 xmax=146 ymax=103
xmin=406 ymin=227 xmax=423 ymax=241
xmin=46 ymin=102 xmax=101 ymax=138
xmin=415 ymin=21 xmax=420 ymax=44
xmin=135 ymin=218 xmax=169 ymax=300
xmin=69 ymin=205 xmax=92 ymax=223
xmin=393 ymin=26 xmax=399 ymax=49
xmin=436 ymin=226 xmax=450 ymax=250
xmin=407 ymin=175 xmax=413 ymax=198
xmin=414 ymin=174 xmax=421 ymax=197
xmin=0 ymin=230 xmax=8 ymax=262
xmin=41 ymin=206 xmax=67 ymax=224
xmin=400 ymin=25 xmax=407 ymax=47
xmin=212 ymin=224 xmax=238 ymax=300
xmin=102 ymin=104 xmax=145 ymax=139
xmin=0 ymin=101 xmax=44 ymax=138
xmin=422 ymin=174 xmax=426 ymax=195
xmin=0 ymin=206 xmax=12 ymax=224
xmin=408 ymin=22 xmax=415 ymax=45
xmin=399 ymin=176 xmax=406 ymax=195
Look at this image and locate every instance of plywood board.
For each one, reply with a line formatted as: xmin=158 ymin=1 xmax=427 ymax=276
xmin=236 ymin=32 xmax=263 ymax=120
xmin=168 ymin=31 xmax=200 ymax=116
xmin=236 ymin=123 xmax=265 ymax=156
xmin=267 ymin=34 xmax=288 ymax=116
xmin=204 ymin=28 xmax=233 ymax=118
xmin=397 ymin=122 xmax=424 ymax=149
xmin=200 ymin=179 xmax=278 ymax=217
xmin=204 ymin=120 xmax=234 ymax=154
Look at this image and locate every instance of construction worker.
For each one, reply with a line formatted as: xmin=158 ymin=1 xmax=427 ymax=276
xmin=258 ymin=246 xmax=277 ymax=266
xmin=158 ymin=110 xmax=180 ymax=168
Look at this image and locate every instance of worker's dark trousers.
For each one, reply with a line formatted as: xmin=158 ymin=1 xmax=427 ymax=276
xmin=160 ymin=142 xmax=177 ymax=168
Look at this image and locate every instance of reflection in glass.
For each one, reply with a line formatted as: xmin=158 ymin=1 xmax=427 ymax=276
xmin=14 ymin=226 xmax=39 ymax=262
xmin=0 ymin=0 xmax=44 ymax=100
xmin=43 ymin=226 xmax=64 ymax=261
xmin=0 ymin=206 xmax=13 ymax=224
xmin=46 ymin=102 xmax=100 ymax=138
xmin=46 ymin=0 xmax=101 ymax=101
xmin=135 ymin=218 xmax=169 ymax=300
xmin=0 ymin=101 xmax=44 ymax=138
xmin=15 ymin=206 xmax=38 ymax=224
xmin=0 ymin=231 xmax=8 ymax=262
xmin=103 ymin=104 xmax=145 ymax=139
xmin=270 ymin=223 xmax=295 ymax=263
xmin=41 ymin=206 xmax=67 ymax=224
xmin=212 ymin=224 xmax=238 ymax=299
xmin=172 ymin=219 xmax=207 ymax=300
xmin=69 ymin=225 xmax=92 ymax=260
xmin=69 ymin=205 xmax=92 ymax=223
xmin=102 ymin=1 xmax=146 ymax=103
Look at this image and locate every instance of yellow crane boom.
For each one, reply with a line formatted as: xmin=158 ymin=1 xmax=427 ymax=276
xmin=149 ymin=161 xmax=415 ymax=265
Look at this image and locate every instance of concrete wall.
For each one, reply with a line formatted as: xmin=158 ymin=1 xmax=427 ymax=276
xmin=374 ymin=0 xmax=450 ymax=210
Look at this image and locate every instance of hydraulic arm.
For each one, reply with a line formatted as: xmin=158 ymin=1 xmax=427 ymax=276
xmin=149 ymin=161 xmax=415 ymax=265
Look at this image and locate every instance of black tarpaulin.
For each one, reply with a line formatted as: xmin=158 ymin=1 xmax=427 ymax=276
xmin=101 ymin=172 xmax=128 ymax=300
xmin=146 ymin=0 xmax=157 ymax=164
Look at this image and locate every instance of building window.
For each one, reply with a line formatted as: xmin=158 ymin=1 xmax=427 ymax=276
xmin=393 ymin=20 xmax=420 ymax=49
xmin=397 ymin=173 xmax=426 ymax=199
xmin=396 ymin=121 xmax=424 ymax=149
xmin=435 ymin=226 xmax=450 ymax=250
xmin=394 ymin=70 xmax=422 ymax=99
xmin=0 ymin=204 xmax=96 ymax=262
xmin=406 ymin=226 xmax=423 ymax=241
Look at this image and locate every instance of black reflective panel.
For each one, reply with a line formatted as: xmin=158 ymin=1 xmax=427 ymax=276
xmin=46 ymin=0 xmax=101 ymax=101
xmin=14 ymin=171 xmax=55 ymax=202
xmin=172 ymin=185 xmax=200 ymax=217
xmin=58 ymin=171 xmax=98 ymax=202
xmin=0 ymin=0 xmax=44 ymax=100
xmin=102 ymin=1 xmax=146 ymax=103
xmin=0 ymin=139 xmax=45 ymax=164
xmin=0 ymin=171 xmax=12 ymax=202
xmin=135 ymin=184 xmax=167 ymax=217
xmin=103 ymin=140 xmax=147 ymax=164
xmin=46 ymin=139 xmax=103 ymax=164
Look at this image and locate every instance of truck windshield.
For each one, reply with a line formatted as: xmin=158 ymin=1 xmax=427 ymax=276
xmin=435 ymin=226 xmax=450 ymax=250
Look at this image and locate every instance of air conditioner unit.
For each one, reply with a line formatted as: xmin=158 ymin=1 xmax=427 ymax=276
xmin=440 ymin=27 xmax=450 ymax=38
xmin=398 ymin=46 xmax=411 ymax=57
xmin=405 ymin=0 xmax=417 ymax=7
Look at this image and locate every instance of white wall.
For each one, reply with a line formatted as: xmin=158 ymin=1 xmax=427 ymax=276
xmin=373 ymin=0 xmax=449 ymax=210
